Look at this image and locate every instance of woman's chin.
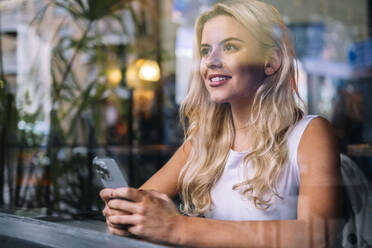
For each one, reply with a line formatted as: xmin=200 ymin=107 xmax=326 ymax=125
xmin=209 ymin=95 xmax=229 ymax=104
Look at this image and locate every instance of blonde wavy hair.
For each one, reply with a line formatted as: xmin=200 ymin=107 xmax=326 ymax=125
xmin=178 ymin=0 xmax=304 ymax=216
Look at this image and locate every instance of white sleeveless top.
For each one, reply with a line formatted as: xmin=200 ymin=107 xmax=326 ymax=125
xmin=204 ymin=115 xmax=318 ymax=221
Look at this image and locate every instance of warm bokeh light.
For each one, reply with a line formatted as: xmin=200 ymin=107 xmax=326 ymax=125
xmin=125 ymin=59 xmax=144 ymax=88
xmin=126 ymin=59 xmax=160 ymax=88
xmin=107 ymin=67 xmax=122 ymax=86
xmin=133 ymin=88 xmax=155 ymax=118
xmin=138 ymin=60 xmax=160 ymax=82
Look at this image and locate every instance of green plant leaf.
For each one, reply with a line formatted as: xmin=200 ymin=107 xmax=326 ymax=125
xmin=66 ymin=80 xmax=96 ymax=138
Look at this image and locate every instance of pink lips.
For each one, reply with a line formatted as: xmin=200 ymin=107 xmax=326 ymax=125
xmin=208 ymin=74 xmax=232 ymax=87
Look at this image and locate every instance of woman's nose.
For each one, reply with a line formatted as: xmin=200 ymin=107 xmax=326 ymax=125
xmin=206 ymin=50 xmax=223 ymax=68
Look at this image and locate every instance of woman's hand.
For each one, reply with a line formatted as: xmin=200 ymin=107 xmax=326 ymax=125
xmin=100 ymin=188 xmax=133 ymax=236
xmin=101 ymin=187 xmax=182 ymax=244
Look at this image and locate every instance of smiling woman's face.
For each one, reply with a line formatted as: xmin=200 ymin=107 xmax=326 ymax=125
xmin=200 ymin=15 xmax=266 ymax=104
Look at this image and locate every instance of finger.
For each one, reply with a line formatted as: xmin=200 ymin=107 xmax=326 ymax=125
xmin=111 ymin=187 xmax=145 ymax=202
xmin=106 ymin=217 xmax=133 ymax=231
xmin=109 ymin=214 xmax=142 ymax=226
xmin=110 ymin=208 xmax=132 ymax=216
xmin=127 ymin=224 xmax=146 ymax=237
xmin=108 ymin=220 xmax=132 ymax=230
xmin=102 ymin=206 xmax=109 ymax=217
xmin=108 ymin=199 xmax=141 ymax=214
xmin=108 ymin=226 xmax=131 ymax=237
xmin=100 ymin=188 xmax=114 ymax=202
xmin=103 ymin=206 xmax=131 ymax=217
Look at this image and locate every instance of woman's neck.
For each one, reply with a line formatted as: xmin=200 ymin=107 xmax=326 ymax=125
xmin=230 ymin=98 xmax=255 ymax=130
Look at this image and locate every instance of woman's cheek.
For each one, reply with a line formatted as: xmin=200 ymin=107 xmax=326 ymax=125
xmin=199 ymin=60 xmax=207 ymax=79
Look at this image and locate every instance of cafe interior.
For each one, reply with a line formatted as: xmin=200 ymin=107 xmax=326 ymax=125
xmin=0 ymin=0 xmax=371 ymax=247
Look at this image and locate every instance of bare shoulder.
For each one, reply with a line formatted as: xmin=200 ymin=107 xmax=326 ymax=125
xmin=302 ymin=116 xmax=335 ymax=139
xmin=297 ymin=116 xmax=340 ymax=185
xmin=298 ymin=116 xmax=338 ymax=155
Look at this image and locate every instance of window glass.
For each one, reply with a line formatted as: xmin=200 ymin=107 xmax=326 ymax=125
xmin=0 ymin=0 xmax=371 ymax=246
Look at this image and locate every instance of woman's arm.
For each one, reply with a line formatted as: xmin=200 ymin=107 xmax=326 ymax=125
xmin=296 ymin=117 xmax=344 ymax=246
xmin=106 ymin=118 xmax=344 ymax=247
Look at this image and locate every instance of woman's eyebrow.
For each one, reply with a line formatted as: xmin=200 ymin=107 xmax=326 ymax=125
xmin=200 ymin=43 xmax=211 ymax=48
xmin=221 ymin=37 xmax=245 ymax=44
xmin=200 ymin=37 xmax=245 ymax=47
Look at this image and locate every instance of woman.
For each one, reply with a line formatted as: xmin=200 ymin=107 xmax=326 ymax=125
xmin=100 ymin=0 xmax=344 ymax=247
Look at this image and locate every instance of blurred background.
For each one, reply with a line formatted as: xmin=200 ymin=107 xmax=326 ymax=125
xmin=0 ymin=0 xmax=371 ymax=221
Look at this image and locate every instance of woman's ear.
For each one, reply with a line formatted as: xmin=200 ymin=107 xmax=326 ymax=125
xmin=264 ymin=48 xmax=282 ymax=76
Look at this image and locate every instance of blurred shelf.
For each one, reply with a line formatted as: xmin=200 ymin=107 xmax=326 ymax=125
xmin=347 ymin=144 xmax=372 ymax=157
xmin=0 ymin=30 xmax=17 ymax=37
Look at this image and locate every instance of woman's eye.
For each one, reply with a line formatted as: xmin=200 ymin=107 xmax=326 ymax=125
xmin=200 ymin=47 xmax=211 ymax=57
xmin=223 ymin=43 xmax=238 ymax=52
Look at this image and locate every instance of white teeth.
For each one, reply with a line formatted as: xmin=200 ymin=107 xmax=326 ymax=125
xmin=211 ymin=76 xmax=229 ymax=82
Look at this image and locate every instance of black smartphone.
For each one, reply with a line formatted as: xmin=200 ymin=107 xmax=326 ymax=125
xmin=93 ymin=156 xmax=129 ymax=188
